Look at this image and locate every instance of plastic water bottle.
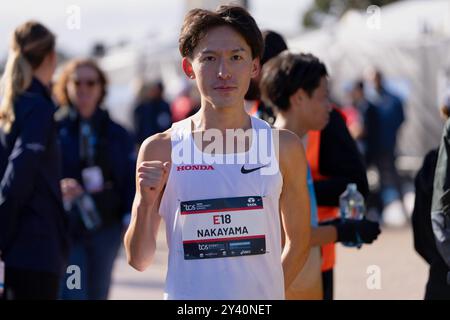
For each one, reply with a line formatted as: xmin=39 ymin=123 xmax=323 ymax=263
xmin=339 ymin=183 xmax=365 ymax=247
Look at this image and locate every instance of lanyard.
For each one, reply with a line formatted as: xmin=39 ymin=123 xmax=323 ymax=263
xmin=80 ymin=121 xmax=96 ymax=167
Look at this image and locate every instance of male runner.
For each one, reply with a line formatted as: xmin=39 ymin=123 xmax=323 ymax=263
xmin=260 ymin=51 xmax=381 ymax=299
xmin=124 ymin=5 xmax=311 ymax=300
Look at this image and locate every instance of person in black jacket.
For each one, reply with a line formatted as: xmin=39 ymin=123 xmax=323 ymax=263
xmin=428 ymin=101 xmax=450 ymax=299
xmin=0 ymin=21 xmax=68 ymax=300
xmin=244 ymin=30 xmax=287 ymax=124
xmin=316 ymin=106 xmax=370 ymax=300
xmin=413 ymin=148 xmax=450 ymax=299
xmin=315 ymin=107 xmax=370 ymax=205
xmin=53 ymin=59 xmax=135 ymax=299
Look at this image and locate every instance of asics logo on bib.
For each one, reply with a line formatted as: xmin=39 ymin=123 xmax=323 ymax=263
xmin=177 ymin=165 xmax=215 ymax=171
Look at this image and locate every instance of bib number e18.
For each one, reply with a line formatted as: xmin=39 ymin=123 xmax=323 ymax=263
xmin=181 ymin=196 xmax=267 ymax=260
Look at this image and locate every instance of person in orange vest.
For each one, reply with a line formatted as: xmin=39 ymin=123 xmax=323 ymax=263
xmin=260 ymin=51 xmax=380 ymax=300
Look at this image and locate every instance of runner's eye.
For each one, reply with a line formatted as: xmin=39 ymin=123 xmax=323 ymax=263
xmin=202 ymin=56 xmax=216 ymax=62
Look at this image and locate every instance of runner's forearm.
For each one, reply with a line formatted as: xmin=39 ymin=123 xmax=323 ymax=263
xmin=124 ymin=196 xmax=161 ymax=271
xmin=282 ymin=238 xmax=310 ymax=289
xmin=311 ymin=225 xmax=337 ymax=247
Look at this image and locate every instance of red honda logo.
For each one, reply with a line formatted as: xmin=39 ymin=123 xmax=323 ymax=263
xmin=177 ymin=165 xmax=215 ymax=171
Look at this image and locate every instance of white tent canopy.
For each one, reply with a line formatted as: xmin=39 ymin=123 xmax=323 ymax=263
xmin=289 ymin=0 xmax=450 ymax=158
xmin=98 ymin=29 xmax=183 ymax=130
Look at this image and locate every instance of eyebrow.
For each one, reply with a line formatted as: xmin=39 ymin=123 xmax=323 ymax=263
xmin=199 ymin=48 xmax=247 ymax=55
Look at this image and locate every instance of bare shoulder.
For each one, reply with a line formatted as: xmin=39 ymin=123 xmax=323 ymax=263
xmin=272 ymin=128 xmax=306 ymax=174
xmin=138 ymin=129 xmax=172 ymax=163
xmin=276 ymin=129 xmax=303 ymax=147
xmin=272 ymin=128 xmax=304 ymax=156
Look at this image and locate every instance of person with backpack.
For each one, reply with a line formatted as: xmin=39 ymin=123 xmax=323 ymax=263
xmin=0 ymin=21 xmax=69 ymax=300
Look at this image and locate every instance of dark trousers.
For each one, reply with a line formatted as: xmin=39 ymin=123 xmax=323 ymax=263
xmin=60 ymin=222 xmax=123 ymax=300
xmin=3 ymin=267 xmax=60 ymax=300
xmin=374 ymin=152 xmax=403 ymax=206
xmin=425 ymin=263 xmax=450 ymax=300
xmin=322 ymin=269 xmax=334 ymax=300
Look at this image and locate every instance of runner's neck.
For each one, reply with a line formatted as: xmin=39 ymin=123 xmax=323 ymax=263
xmin=273 ymin=112 xmax=307 ymax=138
xmin=192 ymin=103 xmax=251 ymax=132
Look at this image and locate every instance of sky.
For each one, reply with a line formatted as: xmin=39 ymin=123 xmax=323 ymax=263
xmin=1 ymin=0 xmax=313 ymax=58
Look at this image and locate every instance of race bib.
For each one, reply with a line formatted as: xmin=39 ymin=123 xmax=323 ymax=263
xmin=181 ymin=196 xmax=266 ymax=260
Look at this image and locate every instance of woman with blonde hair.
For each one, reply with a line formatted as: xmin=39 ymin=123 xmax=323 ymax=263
xmin=0 ymin=21 xmax=68 ymax=300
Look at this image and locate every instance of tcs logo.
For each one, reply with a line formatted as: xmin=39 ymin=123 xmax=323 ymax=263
xmin=183 ymin=204 xmax=196 ymax=211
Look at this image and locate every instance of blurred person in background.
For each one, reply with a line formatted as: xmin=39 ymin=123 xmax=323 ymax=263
xmin=0 ymin=21 xmax=68 ymax=300
xmin=133 ymin=80 xmax=172 ymax=146
xmin=365 ymin=68 xmax=405 ymax=227
xmin=53 ymin=58 xmax=135 ymax=300
xmin=342 ymin=80 xmax=374 ymax=158
xmin=170 ymin=81 xmax=200 ymax=122
xmin=244 ymin=30 xmax=287 ymax=124
xmin=413 ymin=97 xmax=450 ymax=299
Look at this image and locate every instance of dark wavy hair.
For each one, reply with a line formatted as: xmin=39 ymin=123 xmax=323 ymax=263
xmin=260 ymin=52 xmax=328 ymax=112
xmin=179 ymin=5 xmax=263 ymax=60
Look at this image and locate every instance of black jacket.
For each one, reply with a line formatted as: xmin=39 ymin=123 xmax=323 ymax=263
xmin=314 ymin=109 xmax=369 ymax=206
xmin=0 ymin=78 xmax=68 ymax=275
xmin=431 ymin=118 xmax=450 ymax=272
xmin=415 ymin=148 xmax=450 ymax=299
xmin=133 ymin=98 xmax=172 ymax=145
xmin=57 ymin=107 xmax=135 ymax=235
xmin=412 ymin=149 xmax=448 ymax=265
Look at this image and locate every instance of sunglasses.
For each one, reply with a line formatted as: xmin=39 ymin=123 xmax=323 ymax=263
xmin=72 ymin=79 xmax=100 ymax=88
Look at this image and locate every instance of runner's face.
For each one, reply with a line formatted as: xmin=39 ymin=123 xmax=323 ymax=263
xmin=184 ymin=26 xmax=259 ymax=110
xmin=299 ymin=77 xmax=331 ymax=131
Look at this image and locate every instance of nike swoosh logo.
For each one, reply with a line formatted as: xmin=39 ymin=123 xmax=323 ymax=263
xmin=241 ymin=165 xmax=268 ymax=174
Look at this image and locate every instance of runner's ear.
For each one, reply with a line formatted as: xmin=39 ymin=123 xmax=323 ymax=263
xmin=250 ymin=58 xmax=260 ymax=79
xmin=289 ymin=89 xmax=302 ymax=108
xmin=182 ymin=58 xmax=195 ymax=79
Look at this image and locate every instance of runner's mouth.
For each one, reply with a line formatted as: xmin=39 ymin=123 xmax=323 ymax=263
xmin=214 ymin=86 xmax=237 ymax=92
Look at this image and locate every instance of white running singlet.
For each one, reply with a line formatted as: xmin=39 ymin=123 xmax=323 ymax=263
xmin=159 ymin=116 xmax=285 ymax=300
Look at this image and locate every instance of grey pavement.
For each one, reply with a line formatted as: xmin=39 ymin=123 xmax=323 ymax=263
xmin=109 ymin=224 xmax=429 ymax=300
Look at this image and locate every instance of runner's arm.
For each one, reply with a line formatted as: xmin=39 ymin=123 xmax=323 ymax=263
xmin=279 ymin=130 xmax=311 ymax=289
xmin=311 ymin=225 xmax=337 ymax=246
xmin=124 ymin=133 xmax=170 ymax=271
